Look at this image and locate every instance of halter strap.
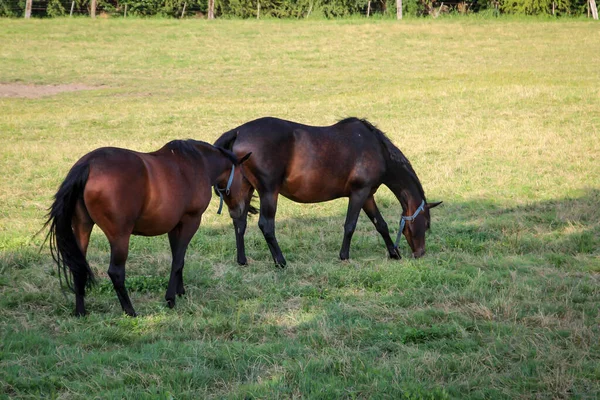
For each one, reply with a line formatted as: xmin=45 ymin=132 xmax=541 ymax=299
xmin=215 ymin=164 xmax=235 ymax=215
xmin=395 ymin=200 xmax=425 ymax=248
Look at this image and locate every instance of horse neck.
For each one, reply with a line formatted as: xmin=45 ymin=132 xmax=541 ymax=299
xmin=385 ymin=175 xmax=424 ymax=215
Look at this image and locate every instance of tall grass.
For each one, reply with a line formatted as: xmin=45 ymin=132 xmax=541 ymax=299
xmin=0 ymin=18 xmax=599 ymax=398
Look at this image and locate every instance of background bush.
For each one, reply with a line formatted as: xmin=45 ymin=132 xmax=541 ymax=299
xmin=0 ymin=0 xmax=596 ymax=17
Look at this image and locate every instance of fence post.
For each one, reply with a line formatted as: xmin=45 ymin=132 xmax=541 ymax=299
xmin=181 ymin=2 xmax=186 ymax=18
xmin=591 ymin=0 xmax=599 ymax=19
xmin=396 ymin=0 xmax=402 ymax=19
xmin=208 ymin=0 xmax=214 ymax=19
xmin=70 ymin=1 xmax=75 ymax=16
xmin=257 ymin=0 xmax=260 ymax=18
xmin=25 ymin=0 xmax=32 ymax=18
xmin=367 ymin=0 xmax=371 ymax=17
xmin=91 ymin=0 xmax=97 ymax=17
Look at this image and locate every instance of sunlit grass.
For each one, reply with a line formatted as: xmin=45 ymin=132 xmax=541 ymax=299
xmin=1 ymin=18 xmax=599 ymax=398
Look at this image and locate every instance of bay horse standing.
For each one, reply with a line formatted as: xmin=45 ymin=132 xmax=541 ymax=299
xmin=44 ymin=140 xmax=250 ymax=317
xmin=214 ymin=117 xmax=441 ymax=268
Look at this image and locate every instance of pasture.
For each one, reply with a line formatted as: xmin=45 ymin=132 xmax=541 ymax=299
xmin=1 ymin=18 xmax=599 ymax=398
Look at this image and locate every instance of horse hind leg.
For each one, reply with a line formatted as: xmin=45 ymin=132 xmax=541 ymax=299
xmin=362 ymin=195 xmax=401 ymax=260
xmin=72 ymin=199 xmax=94 ymax=316
xmin=107 ymin=235 xmax=136 ymax=317
xmin=165 ymin=215 xmax=201 ymax=308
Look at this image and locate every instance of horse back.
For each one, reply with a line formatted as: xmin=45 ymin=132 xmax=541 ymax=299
xmin=82 ymin=147 xmax=210 ymax=237
xmin=232 ymin=117 xmax=387 ymax=202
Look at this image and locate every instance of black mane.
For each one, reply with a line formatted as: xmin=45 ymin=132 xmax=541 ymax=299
xmin=166 ymin=139 xmax=238 ymax=165
xmin=338 ymin=117 xmax=426 ymax=201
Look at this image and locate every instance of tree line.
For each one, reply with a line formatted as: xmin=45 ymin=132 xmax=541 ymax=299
xmin=0 ymin=0 xmax=595 ymax=18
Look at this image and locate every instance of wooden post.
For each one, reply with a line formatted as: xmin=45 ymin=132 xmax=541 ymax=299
xmin=208 ymin=0 xmax=214 ymax=19
xmin=181 ymin=2 xmax=186 ymax=17
xmin=25 ymin=0 xmax=32 ymax=18
xmin=257 ymin=0 xmax=260 ymax=18
xmin=306 ymin=1 xmax=313 ymax=17
xmin=591 ymin=0 xmax=599 ymax=19
xmin=124 ymin=3 xmax=127 ymax=17
xmin=90 ymin=0 xmax=97 ymax=18
xmin=367 ymin=0 xmax=371 ymax=17
xmin=552 ymin=1 xmax=555 ymax=15
xmin=396 ymin=0 xmax=402 ymax=19
xmin=70 ymin=0 xmax=74 ymax=16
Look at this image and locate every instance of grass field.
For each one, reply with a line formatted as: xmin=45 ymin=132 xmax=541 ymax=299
xmin=1 ymin=17 xmax=599 ymax=399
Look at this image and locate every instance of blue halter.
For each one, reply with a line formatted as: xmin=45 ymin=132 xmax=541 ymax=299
xmin=215 ymin=165 xmax=235 ymax=215
xmin=395 ymin=200 xmax=425 ymax=248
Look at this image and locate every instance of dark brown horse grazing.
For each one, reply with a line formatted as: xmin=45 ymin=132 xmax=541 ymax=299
xmin=215 ymin=117 xmax=441 ymax=268
xmin=44 ymin=140 xmax=250 ymax=317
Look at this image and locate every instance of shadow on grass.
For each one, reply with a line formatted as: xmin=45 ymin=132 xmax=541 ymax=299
xmin=1 ymin=188 xmax=598 ymax=316
xmin=1 ymin=190 xmax=599 ymax=398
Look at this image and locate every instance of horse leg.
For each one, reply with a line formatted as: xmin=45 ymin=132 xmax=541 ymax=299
xmin=258 ymin=191 xmax=286 ymax=268
xmin=107 ymin=235 xmax=136 ymax=317
xmin=165 ymin=215 xmax=201 ymax=308
xmin=233 ymin=211 xmax=249 ymax=266
xmin=231 ymin=184 xmax=255 ymax=266
xmin=339 ymin=188 xmax=371 ymax=261
xmin=72 ymin=200 xmax=94 ymax=316
xmin=362 ymin=195 xmax=401 ymax=260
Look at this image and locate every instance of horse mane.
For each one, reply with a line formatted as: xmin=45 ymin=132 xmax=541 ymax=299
xmin=338 ymin=117 xmax=426 ymax=201
xmin=167 ymin=139 xmax=238 ymax=165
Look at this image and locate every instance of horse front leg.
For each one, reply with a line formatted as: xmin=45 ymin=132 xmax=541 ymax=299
xmin=339 ymin=188 xmax=371 ymax=261
xmin=165 ymin=215 xmax=201 ymax=309
xmin=362 ymin=195 xmax=401 ymax=260
xmin=230 ymin=185 xmax=255 ymax=266
xmin=233 ymin=214 xmax=249 ymax=266
xmin=258 ymin=191 xmax=286 ymax=268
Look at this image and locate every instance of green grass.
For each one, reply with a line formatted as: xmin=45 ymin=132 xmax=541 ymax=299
xmin=1 ymin=17 xmax=599 ymax=399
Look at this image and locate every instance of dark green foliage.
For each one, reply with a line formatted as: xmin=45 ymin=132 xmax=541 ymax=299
xmin=0 ymin=0 xmax=592 ymax=17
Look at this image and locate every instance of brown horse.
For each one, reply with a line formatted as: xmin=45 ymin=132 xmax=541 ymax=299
xmin=215 ymin=117 xmax=441 ymax=268
xmin=44 ymin=140 xmax=250 ymax=317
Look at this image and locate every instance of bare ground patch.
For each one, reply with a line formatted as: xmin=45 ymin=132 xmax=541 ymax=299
xmin=0 ymin=83 xmax=102 ymax=98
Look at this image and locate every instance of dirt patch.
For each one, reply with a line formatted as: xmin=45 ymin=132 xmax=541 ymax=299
xmin=0 ymin=83 xmax=101 ymax=99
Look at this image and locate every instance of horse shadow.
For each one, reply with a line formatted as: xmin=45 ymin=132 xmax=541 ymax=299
xmin=1 ymin=188 xmax=597 ymax=317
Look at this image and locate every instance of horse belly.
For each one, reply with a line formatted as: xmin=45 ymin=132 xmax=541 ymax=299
xmin=281 ymin=170 xmax=349 ymax=203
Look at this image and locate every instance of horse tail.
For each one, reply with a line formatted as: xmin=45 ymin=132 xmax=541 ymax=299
xmin=43 ymin=161 xmax=96 ymax=293
xmin=214 ymin=128 xmax=238 ymax=151
xmin=345 ymin=117 xmax=426 ymax=201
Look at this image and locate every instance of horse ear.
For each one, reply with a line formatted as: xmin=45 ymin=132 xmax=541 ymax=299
xmin=239 ymin=152 xmax=252 ymax=164
xmin=426 ymin=201 xmax=443 ymax=209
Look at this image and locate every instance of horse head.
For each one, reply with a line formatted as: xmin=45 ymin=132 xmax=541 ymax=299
xmin=214 ymin=149 xmax=253 ymax=218
xmin=399 ymin=200 xmax=442 ymax=258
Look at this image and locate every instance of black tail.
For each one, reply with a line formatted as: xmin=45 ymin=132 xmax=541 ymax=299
xmin=43 ymin=162 xmax=95 ymax=293
xmin=214 ymin=129 xmax=259 ymax=215
xmin=214 ymin=129 xmax=238 ymax=151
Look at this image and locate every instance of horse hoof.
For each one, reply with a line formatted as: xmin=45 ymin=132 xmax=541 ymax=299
xmin=74 ymin=310 xmax=87 ymax=317
xmin=237 ymin=260 xmax=248 ymax=266
xmin=177 ymin=288 xmax=185 ymax=297
xmin=166 ymin=299 xmax=176 ymax=309
xmin=275 ymin=262 xmax=286 ymax=269
xmin=125 ymin=310 xmax=137 ymax=317
xmin=390 ymin=250 xmax=402 ymax=260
